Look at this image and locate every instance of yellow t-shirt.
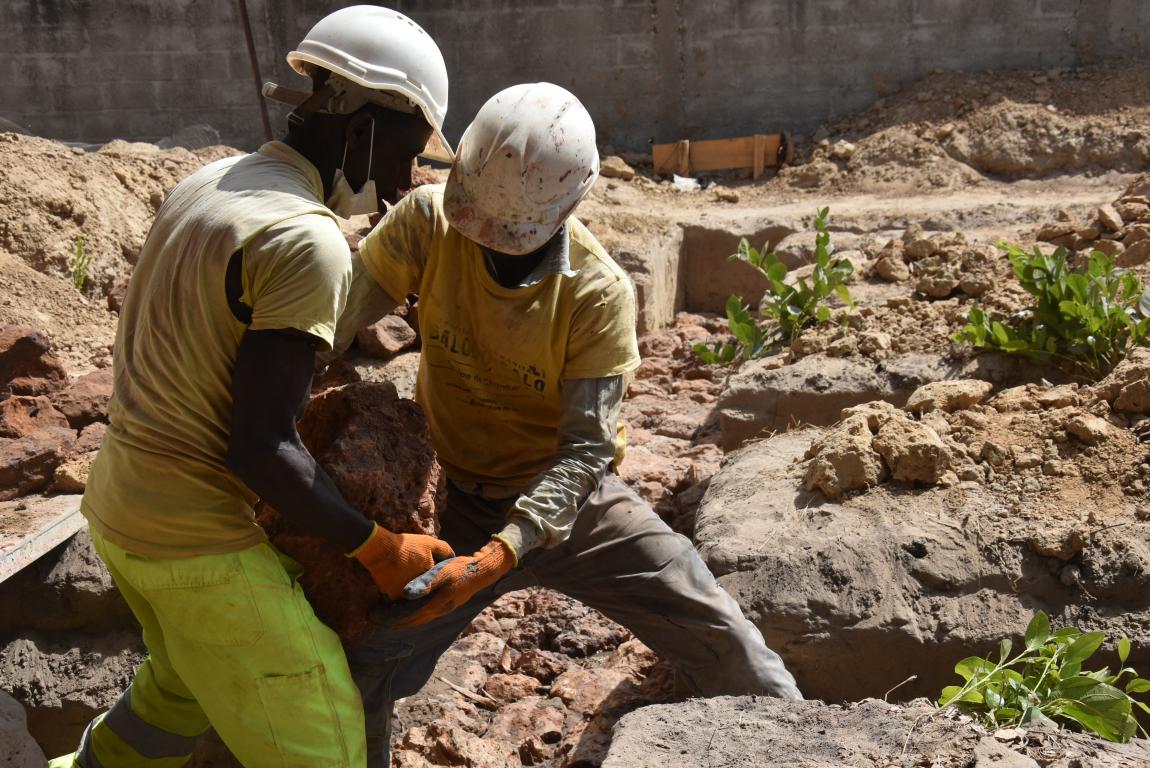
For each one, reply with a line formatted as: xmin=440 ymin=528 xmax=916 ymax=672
xmin=360 ymin=184 xmax=641 ymax=489
xmin=83 ymin=142 xmax=351 ymax=557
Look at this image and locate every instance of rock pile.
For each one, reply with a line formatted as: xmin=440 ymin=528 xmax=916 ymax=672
xmin=1035 ymin=173 xmax=1150 ymax=265
xmin=0 ymin=325 xmax=111 ymax=499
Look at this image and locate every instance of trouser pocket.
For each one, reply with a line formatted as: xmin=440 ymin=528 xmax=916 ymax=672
xmin=256 ymin=665 xmax=350 ymax=767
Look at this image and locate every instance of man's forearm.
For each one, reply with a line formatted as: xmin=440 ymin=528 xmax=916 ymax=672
xmin=228 ymin=435 xmax=371 ymax=552
xmin=500 ymin=376 xmax=623 ymax=557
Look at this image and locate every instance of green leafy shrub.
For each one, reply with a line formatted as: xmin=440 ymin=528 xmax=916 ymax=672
xmin=70 ymin=235 xmax=91 ymax=291
xmin=937 ymin=611 xmax=1150 ymax=743
xmin=693 ymin=207 xmax=855 ymax=365
xmin=953 ymin=244 xmax=1150 ymax=380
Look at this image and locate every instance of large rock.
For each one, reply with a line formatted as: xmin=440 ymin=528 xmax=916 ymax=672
xmin=51 ymin=369 xmax=113 ymax=429
xmin=694 ymin=427 xmax=1150 ymax=704
xmin=718 ymin=353 xmax=949 ymax=449
xmin=256 ymin=382 xmax=445 ymax=645
xmin=0 ymin=326 xmax=67 ymax=400
xmin=0 ymin=396 xmax=70 ymax=439
xmin=872 ymin=417 xmax=951 ymax=484
xmin=1094 ymin=347 xmax=1150 ymax=413
xmin=601 ymin=697 xmax=1150 ymax=768
xmin=0 ymin=427 xmax=75 ymax=500
xmin=0 ymin=690 xmax=47 ymax=768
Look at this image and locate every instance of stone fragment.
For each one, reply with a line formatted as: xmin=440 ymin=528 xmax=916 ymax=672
xmin=830 ymin=140 xmax=856 ymax=161
xmin=839 ymin=400 xmax=899 ymax=430
xmin=904 ymin=380 xmax=993 ymax=413
xmin=873 ymin=253 xmax=909 ymax=282
xmin=107 ymin=273 xmax=131 ymax=313
xmin=482 ymin=673 xmax=541 ymax=703
xmin=1064 ymin=411 xmax=1115 ymax=446
xmin=0 ymin=427 xmax=75 ymax=500
xmin=485 ymin=695 xmax=566 ymax=748
xmin=857 ymin=331 xmax=892 ymax=355
xmin=50 ymin=451 xmax=97 ymax=493
xmin=1116 ymin=200 xmax=1150 ymax=224
xmin=0 ymin=690 xmax=47 ymax=768
xmin=903 ymin=238 xmax=938 ymax=260
xmin=512 ymin=649 xmax=570 ymax=684
xmin=599 ymin=155 xmax=636 ymax=180
xmin=256 ymin=382 xmax=445 ymax=645
xmin=51 ymin=368 xmax=114 ymax=429
xmin=1092 ymin=239 xmax=1125 ymax=257
xmin=0 ymin=395 xmax=70 ymax=438
xmin=1098 ymin=204 xmax=1124 ymax=232
xmin=1035 ymin=384 xmax=1079 ymax=409
xmin=1036 ymin=222 xmax=1075 ymax=241
xmin=0 ymin=325 xmax=68 ymax=398
xmin=1116 ymin=239 xmax=1150 ymax=267
xmin=74 ymin=422 xmax=106 ymax=453
xmin=915 ymin=271 xmax=959 ymax=298
xmin=873 ymin=417 xmax=950 ymax=484
xmin=1094 ymin=348 xmax=1150 ymax=413
xmin=549 ymin=667 xmax=635 ymax=716
xmin=356 ymin=315 xmax=417 ymax=360
xmin=803 ymin=414 xmax=886 ymax=499
xmin=1125 ymin=224 xmax=1150 ymax=245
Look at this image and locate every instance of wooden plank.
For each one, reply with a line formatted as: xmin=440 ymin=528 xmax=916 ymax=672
xmin=651 ymin=133 xmax=791 ymax=176
xmin=0 ymin=494 xmax=84 ymax=584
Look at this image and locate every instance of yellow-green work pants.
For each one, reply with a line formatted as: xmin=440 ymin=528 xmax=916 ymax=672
xmin=59 ymin=529 xmax=366 ymax=767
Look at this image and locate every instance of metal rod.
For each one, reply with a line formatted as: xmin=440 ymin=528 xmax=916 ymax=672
xmin=237 ymin=0 xmax=273 ymax=142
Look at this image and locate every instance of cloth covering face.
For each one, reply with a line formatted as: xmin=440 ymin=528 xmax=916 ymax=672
xmin=82 ymin=141 xmax=352 ymax=558
xmin=358 ymin=184 xmax=641 ymax=489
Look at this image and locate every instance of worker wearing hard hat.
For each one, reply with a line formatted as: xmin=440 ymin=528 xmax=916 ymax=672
xmin=50 ymin=7 xmax=455 ymax=767
xmin=335 ymin=82 xmax=803 ymax=767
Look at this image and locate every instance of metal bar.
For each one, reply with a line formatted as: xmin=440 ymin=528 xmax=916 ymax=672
xmin=237 ymin=0 xmax=273 ymax=142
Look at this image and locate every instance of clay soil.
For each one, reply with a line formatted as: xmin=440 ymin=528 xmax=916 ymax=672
xmin=2 ymin=59 xmax=1150 ymax=766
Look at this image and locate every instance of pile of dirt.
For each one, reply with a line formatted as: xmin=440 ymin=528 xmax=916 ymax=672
xmin=257 ymin=381 xmax=445 ymax=646
xmin=775 ymin=61 xmax=1150 ymax=193
xmin=0 ymin=133 xmax=238 ymax=301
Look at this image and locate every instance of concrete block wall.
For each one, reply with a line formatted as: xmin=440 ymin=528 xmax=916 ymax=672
xmin=3 ymin=0 xmax=1147 ymax=151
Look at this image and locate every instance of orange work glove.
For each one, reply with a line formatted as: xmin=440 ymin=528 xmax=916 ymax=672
xmin=390 ymin=537 xmax=517 ymax=627
xmin=347 ymin=522 xmax=455 ymax=600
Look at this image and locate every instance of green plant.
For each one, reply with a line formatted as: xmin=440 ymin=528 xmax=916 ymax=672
xmin=693 ymin=208 xmax=855 ymax=365
xmin=954 ymin=243 xmax=1150 ymax=379
xmin=70 ymin=235 xmax=91 ymax=291
xmin=937 ymin=611 xmax=1150 ymax=743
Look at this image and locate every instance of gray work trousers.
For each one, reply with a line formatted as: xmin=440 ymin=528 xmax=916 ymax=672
xmin=347 ymin=473 xmax=800 ymax=767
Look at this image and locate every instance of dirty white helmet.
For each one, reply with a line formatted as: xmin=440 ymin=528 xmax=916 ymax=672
xmin=263 ymin=5 xmax=452 ymax=162
xmin=444 ymin=83 xmax=599 ymax=255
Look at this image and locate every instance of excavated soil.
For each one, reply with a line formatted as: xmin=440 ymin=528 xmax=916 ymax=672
xmin=3 ymin=60 xmax=1150 ymax=765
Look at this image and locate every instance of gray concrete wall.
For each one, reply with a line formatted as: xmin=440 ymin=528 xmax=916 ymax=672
xmin=3 ymin=0 xmax=1147 ymax=152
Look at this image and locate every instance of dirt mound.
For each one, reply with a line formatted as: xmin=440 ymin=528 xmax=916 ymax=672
xmin=603 ymin=696 xmax=1150 ymax=768
xmin=257 ymin=381 xmax=445 ymax=646
xmin=772 ymin=61 xmax=1150 ymax=193
xmin=0 ymin=133 xmax=239 ymax=301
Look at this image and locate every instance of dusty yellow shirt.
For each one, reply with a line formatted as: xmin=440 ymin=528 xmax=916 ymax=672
xmin=360 ymin=184 xmax=640 ymax=489
xmin=83 ymin=142 xmax=351 ymax=557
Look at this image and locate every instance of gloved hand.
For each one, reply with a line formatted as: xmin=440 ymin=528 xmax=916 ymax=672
xmin=348 ymin=522 xmax=455 ymax=600
xmin=390 ymin=537 xmax=517 ymax=627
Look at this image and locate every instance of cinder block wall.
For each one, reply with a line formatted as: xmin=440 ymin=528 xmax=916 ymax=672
xmin=4 ymin=0 xmax=1146 ymax=152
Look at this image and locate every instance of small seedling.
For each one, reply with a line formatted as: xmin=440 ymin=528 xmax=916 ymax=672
xmin=694 ymin=208 xmax=855 ymax=365
xmin=70 ymin=235 xmax=91 ymax=291
xmin=954 ymin=243 xmax=1150 ymax=380
xmin=937 ymin=611 xmax=1150 ymax=743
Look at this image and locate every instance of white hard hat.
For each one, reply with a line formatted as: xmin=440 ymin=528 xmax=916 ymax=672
xmin=444 ymin=83 xmax=599 ymax=255
xmin=265 ymin=5 xmax=452 ymax=162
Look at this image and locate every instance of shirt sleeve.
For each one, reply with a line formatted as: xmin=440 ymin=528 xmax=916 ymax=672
xmin=563 ymin=270 xmax=642 ymax=379
xmin=500 ymin=376 xmax=623 ymax=553
xmin=358 ymin=187 xmax=436 ymax=303
xmin=244 ymin=214 xmax=351 ymax=352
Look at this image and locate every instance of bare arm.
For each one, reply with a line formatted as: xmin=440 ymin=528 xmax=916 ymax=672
xmin=226 ymin=328 xmax=372 ymax=551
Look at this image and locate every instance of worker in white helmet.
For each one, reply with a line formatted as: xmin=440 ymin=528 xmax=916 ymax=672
xmin=50 ymin=7 xmax=456 ymax=767
xmin=332 ymin=82 xmax=802 ymax=767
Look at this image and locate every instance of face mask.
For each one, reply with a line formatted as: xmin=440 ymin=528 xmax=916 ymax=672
xmin=326 ymin=118 xmax=378 ymax=218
